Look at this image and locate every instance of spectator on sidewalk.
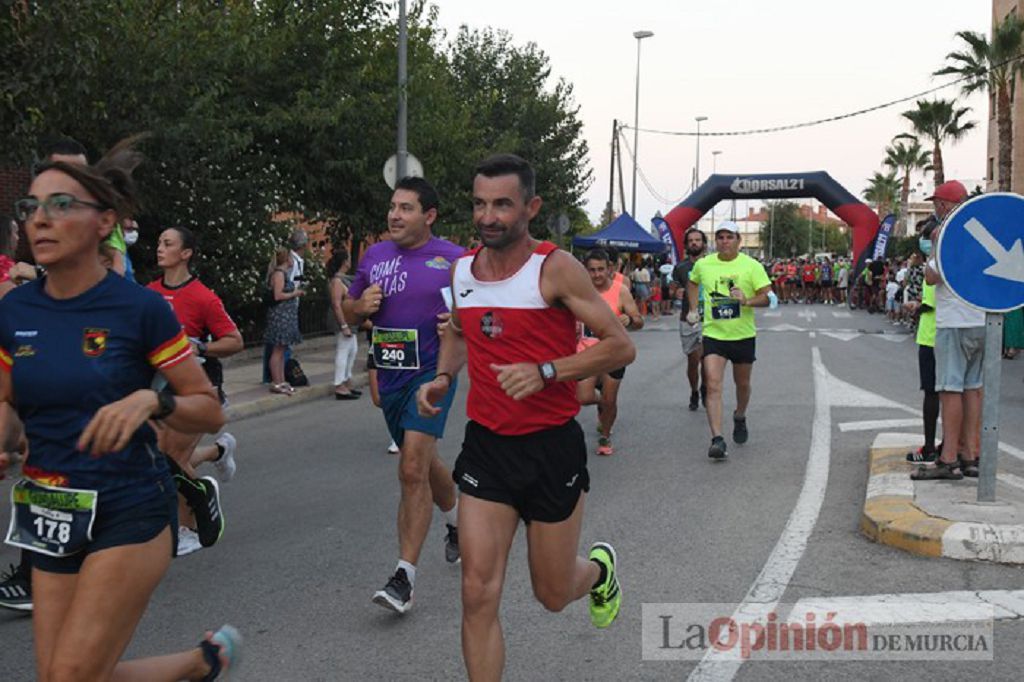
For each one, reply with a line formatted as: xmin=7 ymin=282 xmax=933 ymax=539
xmin=265 ymin=247 xmax=304 ymax=395
xmin=327 ymin=249 xmax=360 ymax=399
xmin=913 ymin=180 xmax=981 ymax=481
xmin=263 ymin=228 xmax=307 ymax=382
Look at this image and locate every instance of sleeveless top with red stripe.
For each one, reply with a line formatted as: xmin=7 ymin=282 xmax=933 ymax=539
xmin=454 ymin=241 xmax=579 ymax=435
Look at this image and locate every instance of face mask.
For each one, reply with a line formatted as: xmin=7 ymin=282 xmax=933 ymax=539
xmin=918 ymin=238 xmax=932 ymax=256
xmin=124 ymin=230 xmax=139 ymax=246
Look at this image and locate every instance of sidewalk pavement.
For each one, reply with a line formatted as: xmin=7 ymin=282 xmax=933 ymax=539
xmin=861 ymin=432 xmax=1024 ymax=565
xmin=221 ymin=335 xmax=370 ymax=422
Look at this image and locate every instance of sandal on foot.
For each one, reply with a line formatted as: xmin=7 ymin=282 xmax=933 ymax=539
xmin=959 ymin=458 xmax=979 ymax=478
xmin=270 ymin=383 xmax=294 ymax=395
xmin=911 ymin=461 xmax=963 ymax=481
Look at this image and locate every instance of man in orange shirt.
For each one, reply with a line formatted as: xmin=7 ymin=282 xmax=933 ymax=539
xmin=578 ymin=248 xmax=644 ymax=455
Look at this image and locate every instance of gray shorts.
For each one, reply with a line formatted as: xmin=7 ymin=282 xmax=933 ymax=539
xmin=679 ymin=319 xmax=703 ymax=356
xmin=934 ymin=326 xmax=985 ymax=393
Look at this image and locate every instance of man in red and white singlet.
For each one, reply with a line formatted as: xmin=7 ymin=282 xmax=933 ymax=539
xmin=416 ymin=155 xmax=634 ymax=681
xmin=577 ymin=248 xmax=643 ymax=456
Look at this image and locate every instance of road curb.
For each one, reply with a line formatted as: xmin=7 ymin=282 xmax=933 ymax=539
xmin=225 ymin=369 xmax=369 ymax=423
xmin=861 ymin=437 xmax=1024 ymax=564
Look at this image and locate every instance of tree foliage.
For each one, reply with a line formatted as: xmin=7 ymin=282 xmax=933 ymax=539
xmin=900 ymin=99 xmax=975 ymax=185
xmin=759 ymin=201 xmax=850 ymax=259
xmin=0 ymin=0 xmax=593 ymax=326
xmin=935 ymin=13 xmax=1024 ymax=191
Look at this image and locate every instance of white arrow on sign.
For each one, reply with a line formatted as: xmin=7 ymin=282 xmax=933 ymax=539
xmin=965 ymin=217 xmax=1024 ymax=283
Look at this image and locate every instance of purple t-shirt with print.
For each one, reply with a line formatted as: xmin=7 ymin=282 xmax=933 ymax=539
xmin=349 ymin=236 xmax=464 ymax=394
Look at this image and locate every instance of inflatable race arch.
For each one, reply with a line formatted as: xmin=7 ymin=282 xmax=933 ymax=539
xmin=663 ymin=172 xmax=880 ymax=266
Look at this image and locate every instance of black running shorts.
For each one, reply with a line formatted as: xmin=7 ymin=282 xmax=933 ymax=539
xmin=31 ymin=485 xmax=177 ymax=575
xmin=702 ymin=336 xmax=756 ymax=364
xmin=453 ymin=419 xmax=590 ymax=524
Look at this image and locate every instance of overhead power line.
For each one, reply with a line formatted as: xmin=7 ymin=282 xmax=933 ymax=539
xmin=617 ymin=130 xmax=689 ymax=206
xmin=620 ymin=53 xmax=1022 ymax=138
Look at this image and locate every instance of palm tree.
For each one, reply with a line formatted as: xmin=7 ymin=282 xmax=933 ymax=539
xmin=935 ymin=13 xmax=1024 ymax=191
xmin=900 ymin=99 xmax=976 ymax=185
xmin=863 ymin=170 xmax=901 ymax=218
xmin=883 ymin=136 xmax=932 ymax=236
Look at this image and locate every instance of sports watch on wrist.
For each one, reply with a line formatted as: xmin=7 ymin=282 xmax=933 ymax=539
xmin=538 ymin=361 xmax=557 ymax=384
xmin=152 ymin=390 xmax=177 ymax=420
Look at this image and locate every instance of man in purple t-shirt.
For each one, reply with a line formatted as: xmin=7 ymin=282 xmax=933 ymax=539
xmin=344 ymin=176 xmax=464 ymax=614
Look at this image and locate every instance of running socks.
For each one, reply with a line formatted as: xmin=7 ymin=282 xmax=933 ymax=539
xmin=397 ymin=560 xmax=416 ymax=586
xmin=443 ymin=500 xmax=458 ymax=527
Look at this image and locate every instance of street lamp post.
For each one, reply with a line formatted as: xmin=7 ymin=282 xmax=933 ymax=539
xmin=631 ymin=30 xmax=654 ymax=219
xmin=694 ymin=116 xmax=708 ymax=189
xmin=710 ymin=150 xmax=722 ymax=230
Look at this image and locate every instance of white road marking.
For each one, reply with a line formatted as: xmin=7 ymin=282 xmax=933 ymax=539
xmin=793 ymin=590 xmax=1024 ymax=625
xmin=820 ymin=331 xmax=861 ymax=342
xmin=764 ymin=311 xmax=782 ymax=318
xmin=797 ymin=309 xmax=818 ymax=321
xmin=832 ymin=310 xmax=852 ymax=318
xmin=688 ymin=347 xmax=832 ymax=681
xmin=875 ymin=334 xmax=910 ymax=343
xmin=809 ymin=332 xmax=816 ymax=338
xmin=839 ymin=418 xmax=925 ymax=432
xmin=998 ymin=472 xmax=1024 ymax=492
xmin=766 ymin=323 xmax=806 ymax=332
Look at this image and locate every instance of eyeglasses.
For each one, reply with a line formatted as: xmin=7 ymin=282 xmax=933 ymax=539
xmin=13 ymin=194 xmax=107 ymax=222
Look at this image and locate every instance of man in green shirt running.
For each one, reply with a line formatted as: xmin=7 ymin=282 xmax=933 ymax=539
xmin=686 ymin=222 xmax=772 ymax=459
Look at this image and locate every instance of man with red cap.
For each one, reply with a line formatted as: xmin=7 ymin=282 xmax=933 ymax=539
xmin=913 ymin=180 xmax=983 ymax=481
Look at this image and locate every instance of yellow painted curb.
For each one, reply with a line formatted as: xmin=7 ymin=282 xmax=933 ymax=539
xmin=861 ymin=448 xmax=952 ymax=559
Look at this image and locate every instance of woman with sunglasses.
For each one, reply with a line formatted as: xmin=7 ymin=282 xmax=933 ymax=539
xmin=0 ymin=138 xmax=241 ymax=681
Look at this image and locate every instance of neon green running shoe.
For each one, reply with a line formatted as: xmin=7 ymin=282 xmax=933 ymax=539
xmin=588 ymin=542 xmax=621 ymax=628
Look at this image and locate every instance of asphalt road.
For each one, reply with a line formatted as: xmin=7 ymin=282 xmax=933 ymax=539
xmin=2 ymin=303 xmax=1023 ymax=680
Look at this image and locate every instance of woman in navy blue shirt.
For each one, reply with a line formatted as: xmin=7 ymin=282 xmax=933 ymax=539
xmin=0 ymin=139 xmax=240 ymax=680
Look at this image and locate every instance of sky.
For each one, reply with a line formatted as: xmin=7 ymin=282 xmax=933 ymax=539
xmin=425 ymin=0 xmax=992 ymax=227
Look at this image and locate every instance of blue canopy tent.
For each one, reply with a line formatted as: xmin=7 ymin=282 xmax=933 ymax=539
xmin=572 ymin=213 xmax=668 ymax=253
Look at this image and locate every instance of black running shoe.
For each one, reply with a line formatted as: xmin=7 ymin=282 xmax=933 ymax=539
xmin=0 ymin=563 xmax=32 ymax=612
xmin=708 ymin=436 xmax=727 ymax=460
xmin=444 ymin=524 xmax=460 ymax=564
xmin=372 ymin=568 xmax=413 ymax=614
xmin=688 ymin=391 xmax=700 ymax=411
xmin=906 ymin=447 xmax=938 ymax=464
xmin=733 ymin=415 xmax=748 ymax=444
xmin=176 ymin=475 xmax=225 ymax=548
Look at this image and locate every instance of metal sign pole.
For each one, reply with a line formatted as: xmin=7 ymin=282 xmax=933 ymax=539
xmin=978 ymin=312 xmax=1003 ymax=502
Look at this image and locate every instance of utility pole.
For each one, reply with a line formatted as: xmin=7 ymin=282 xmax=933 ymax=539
xmin=608 ymin=119 xmax=617 ymax=222
xmin=396 ymin=0 xmax=408 ymax=179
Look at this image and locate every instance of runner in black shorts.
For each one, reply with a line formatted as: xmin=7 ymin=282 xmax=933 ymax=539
xmin=687 ymin=222 xmax=772 ymax=460
xmin=417 ymin=155 xmax=635 ymax=680
xmin=576 ymin=248 xmax=642 ymax=456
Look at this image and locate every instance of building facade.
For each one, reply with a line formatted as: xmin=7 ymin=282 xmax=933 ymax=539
xmin=987 ymin=0 xmax=1024 ymax=191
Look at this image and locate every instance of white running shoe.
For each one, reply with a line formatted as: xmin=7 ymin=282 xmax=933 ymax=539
xmin=177 ymin=527 xmax=203 ymax=557
xmin=214 ymin=433 xmax=237 ymax=483
xmin=387 ymin=440 xmax=399 ymax=454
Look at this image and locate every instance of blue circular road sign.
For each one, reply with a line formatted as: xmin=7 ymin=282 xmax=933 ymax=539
xmin=936 ymin=192 xmax=1024 ymax=313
